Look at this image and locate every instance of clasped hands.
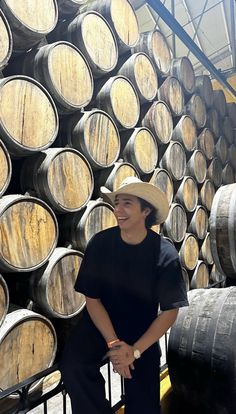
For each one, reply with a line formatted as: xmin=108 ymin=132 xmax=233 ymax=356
xmin=107 ymin=341 xmax=135 ymax=379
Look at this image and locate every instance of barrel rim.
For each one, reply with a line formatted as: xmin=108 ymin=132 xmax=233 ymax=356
xmin=0 ymin=8 xmax=13 ymax=69
xmin=0 ymin=137 xmax=12 ymax=197
xmin=0 ymin=274 xmax=9 ymax=327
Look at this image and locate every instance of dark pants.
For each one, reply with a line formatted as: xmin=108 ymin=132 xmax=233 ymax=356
xmin=60 ymin=313 xmax=161 ymax=414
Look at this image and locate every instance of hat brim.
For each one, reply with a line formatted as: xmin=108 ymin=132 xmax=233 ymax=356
xmin=100 ymin=182 xmax=169 ymax=224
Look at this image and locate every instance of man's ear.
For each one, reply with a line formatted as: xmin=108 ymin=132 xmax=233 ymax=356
xmin=144 ymin=207 xmax=152 ymax=217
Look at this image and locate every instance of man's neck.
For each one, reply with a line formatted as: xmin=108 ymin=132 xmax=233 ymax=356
xmin=120 ymin=227 xmax=148 ymax=245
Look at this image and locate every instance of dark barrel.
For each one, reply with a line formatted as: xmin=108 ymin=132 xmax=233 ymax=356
xmin=170 ymin=56 xmax=195 ymax=96
xmin=168 ymin=287 xmax=236 ymax=414
xmin=141 ymin=100 xmax=173 ymax=145
xmin=171 ymin=115 xmax=197 ymax=152
xmin=158 ymin=76 xmax=184 ymax=117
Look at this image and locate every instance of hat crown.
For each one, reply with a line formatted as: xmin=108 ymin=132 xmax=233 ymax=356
xmin=120 ymin=176 xmax=142 ymax=188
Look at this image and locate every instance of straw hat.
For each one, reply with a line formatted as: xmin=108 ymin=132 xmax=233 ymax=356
xmin=100 ymin=177 xmax=169 ymax=224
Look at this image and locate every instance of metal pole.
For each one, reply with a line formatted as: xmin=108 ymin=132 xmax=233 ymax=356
xmin=171 ymin=0 xmax=176 ymax=57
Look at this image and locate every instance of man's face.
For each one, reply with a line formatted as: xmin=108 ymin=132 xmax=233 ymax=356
xmin=113 ymin=194 xmax=149 ymax=231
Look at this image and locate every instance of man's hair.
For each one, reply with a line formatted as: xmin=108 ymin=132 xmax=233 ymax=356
xmin=138 ymin=197 xmax=158 ymax=228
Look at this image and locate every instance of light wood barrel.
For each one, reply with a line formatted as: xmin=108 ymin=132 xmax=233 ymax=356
xmin=95 ymin=75 xmax=140 ymax=129
xmin=175 ymin=176 xmax=198 ymax=213
xmin=207 ymin=108 xmax=220 ymax=137
xmin=0 ymin=195 xmax=58 ymax=272
xmin=21 ymin=148 xmax=94 ymax=214
xmin=179 ymin=233 xmax=199 ymax=271
xmin=60 ymin=109 xmax=120 ymax=170
xmin=210 ymin=184 xmax=236 ymax=278
xmin=160 ymin=142 xmax=186 ymax=181
xmin=0 ymin=308 xmax=57 ymax=390
xmin=162 ymin=203 xmax=187 ymax=243
xmin=184 ymin=94 xmax=207 ymax=129
xmin=122 ymin=127 xmax=158 ymax=175
xmin=199 ymin=232 xmax=213 ymax=265
xmin=196 ymin=128 xmax=215 ymax=161
xmin=207 ymin=157 xmax=222 ymax=188
xmin=133 ymin=29 xmax=171 ymax=76
xmin=0 ymin=274 xmax=9 ymax=328
xmin=171 ymin=115 xmax=197 ymax=152
xmin=215 ymin=136 xmax=228 ymax=165
xmin=66 ymin=11 xmax=118 ymax=77
xmin=22 ymin=41 xmax=93 ymax=114
xmin=227 ymin=102 xmax=236 ymax=128
xmin=190 ymin=260 xmax=209 ymax=289
xmin=195 ymin=75 xmax=213 ymax=108
xmin=186 ymin=150 xmax=207 ymax=184
xmin=213 ymin=89 xmax=226 ymax=117
xmin=0 ymin=138 xmax=11 ymax=197
xmin=60 ymin=199 xmax=117 ymax=251
xmin=210 ymin=264 xmax=226 ymax=287
xmin=182 ymin=267 xmax=190 ymax=291
xmin=82 ymin=0 xmax=139 ymax=53
xmin=149 ymin=168 xmax=174 ymax=207
xmin=199 ymin=179 xmax=215 ymax=211
xmin=222 ymin=163 xmax=235 ymax=185
xmin=0 ymin=8 xmax=13 ymax=69
xmin=57 ymin=0 xmax=87 ymax=17
xmin=222 ymin=116 xmax=234 ymax=144
xmin=158 ymin=76 xmax=184 ymax=117
xmin=141 ymin=100 xmax=173 ymax=145
xmin=0 ymin=76 xmax=59 ymax=157
xmin=188 ymin=205 xmax=208 ymax=240
xmin=94 ymin=161 xmax=139 ymax=196
xmin=118 ymin=52 xmax=158 ymax=103
xmin=30 ymin=248 xmax=85 ymax=319
xmin=0 ymin=0 xmax=58 ymax=51
xmin=170 ymin=56 xmax=195 ymax=96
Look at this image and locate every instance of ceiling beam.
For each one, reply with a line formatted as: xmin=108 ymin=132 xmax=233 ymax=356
xmin=181 ymin=0 xmax=205 ymax=56
xmin=146 ymin=0 xmax=236 ymax=99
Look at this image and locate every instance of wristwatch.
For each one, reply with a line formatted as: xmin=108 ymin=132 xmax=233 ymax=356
xmin=133 ymin=348 xmax=141 ymax=359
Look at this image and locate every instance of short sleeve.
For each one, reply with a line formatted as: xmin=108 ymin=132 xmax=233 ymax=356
xmin=74 ymin=235 xmax=102 ymax=298
xmin=156 ymin=258 xmax=189 ymax=311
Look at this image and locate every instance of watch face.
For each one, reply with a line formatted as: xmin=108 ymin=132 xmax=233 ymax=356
xmin=134 ymin=349 xmax=141 ymax=359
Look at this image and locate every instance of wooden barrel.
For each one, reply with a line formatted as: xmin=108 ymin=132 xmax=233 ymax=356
xmin=222 ymin=163 xmax=235 ymax=185
xmin=0 ymin=307 xmax=57 ymax=390
xmin=171 ymin=115 xmax=197 ymax=152
xmin=0 ymin=76 xmax=59 ymax=157
xmin=21 ymin=148 xmax=94 ymax=214
xmin=30 ymin=248 xmax=85 ymax=319
xmin=168 ymin=287 xmax=236 ymax=414
xmin=158 ymin=76 xmax=184 ymax=117
xmin=149 ymin=168 xmax=174 ymax=207
xmin=222 ymin=116 xmax=234 ymax=144
xmin=188 ymin=205 xmax=208 ymax=240
xmin=210 ymin=184 xmax=236 ymax=278
xmin=210 ymin=264 xmax=226 ymax=287
xmin=60 ymin=199 xmax=117 ymax=251
xmin=182 ymin=267 xmax=190 ymax=291
xmin=66 ymin=11 xmax=118 ymax=77
xmin=160 ymin=142 xmax=186 ymax=181
xmin=207 ymin=108 xmax=220 ymax=137
xmin=195 ymin=75 xmax=213 ymax=108
xmin=207 ymin=157 xmax=222 ymax=188
xmin=199 ymin=179 xmax=215 ymax=211
xmin=94 ymin=75 xmax=140 ymax=129
xmin=0 ymin=138 xmax=12 ymax=197
xmin=174 ymin=176 xmax=198 ymax=212
xmin=59 ymin=109 xmax=120 ymax=170
xmin=215 ymin=135 xmax=228 ymax=165
xmin=162 ymin=203 xmax=187 ymax=243
xmin=22 ymin=41 xmax=94 ymax=114
xmin=199 ymin=232 xmax=213 ymax=265
xmin=122 ymin=127 xmax=158 ymax=175
xmin=184 ymin=94 xmax=207 ymax=129
xmin=179 ymin=233 xmax=199 ymax=271
xmin=94 ymin=161 xmax=139 ymax=196
xmin=227 ymin=102 xmax=236 ymax=128
xmin=0 ymin=8 xmax=13 ymax=69
xmin=141 ymin=100 xmax=173 ymax=145
xmin=213 ymin=89 xmax=226 ymax=117
xmin=196 ymin=128 xmax=215 ymax=161
xmin=190 ymin=261 xmax=209 ymax=289
xmin=57 ymin=0 xmax=87 ymax=17
xmin=0 ymin=274 xmax=9 ymax=328
xmin=0 ymin=195 xmax=58 ymax=272
xmin=133 ymin=29 xmax=171 ymax=76
xmin=170 ymin=56 xmax=195 ymax=96
xmin=117 ymin=52 xmax=158 ymax=103
xmin=82 ymin=0 xmax=139 ymax=53
xmin=0 ymin=0 xmax=58 ymax=51
xmin=186 ymin=150 xmax=207 ymax=184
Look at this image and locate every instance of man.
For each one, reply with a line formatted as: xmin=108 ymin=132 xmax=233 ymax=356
xmin=60 ymin=176 xmax=188 ymax=414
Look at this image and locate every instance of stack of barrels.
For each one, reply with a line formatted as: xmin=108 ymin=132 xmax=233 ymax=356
xmin=0 ymin=0 xmax=235 ymax=399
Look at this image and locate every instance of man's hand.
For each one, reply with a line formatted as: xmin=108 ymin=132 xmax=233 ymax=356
xmin=107 ymin=341 xmax=135 ymax=379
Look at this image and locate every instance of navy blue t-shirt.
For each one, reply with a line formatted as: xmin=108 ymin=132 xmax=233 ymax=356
xmin=75 ymin=226 xmax=188 ymax=343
